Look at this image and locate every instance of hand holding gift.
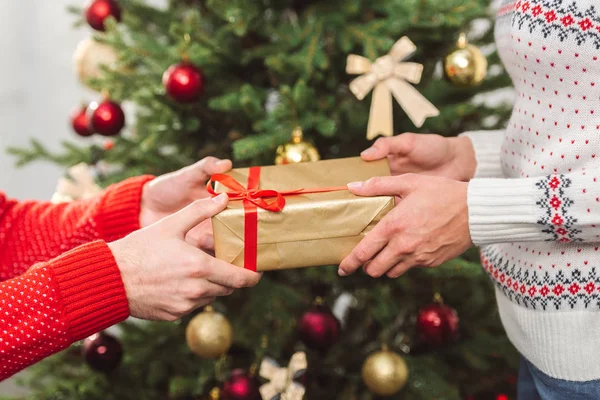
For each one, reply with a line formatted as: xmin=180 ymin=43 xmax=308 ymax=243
xmin=338 ymin=142 xmax=473 ymax=278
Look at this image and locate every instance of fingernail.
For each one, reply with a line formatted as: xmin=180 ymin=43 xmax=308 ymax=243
xmin=338 ymin=268 xmax=348 ymax=276
xmin=361 ymin=147 xmax=376 ymax=157
xmin=347 ymin=181 xmax=363 ymax=190
xmin=212 ymin=193 xmax=228 ymax=203
xmin=216 ymin=159 xmax=231 ymax=166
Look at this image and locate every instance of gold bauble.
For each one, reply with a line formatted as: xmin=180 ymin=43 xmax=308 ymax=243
xmin=185 ymin=306 xmax=233 ymax=359
xmin=443 ymin=33 xmax=488 ymax=87
xmin=73 ymin=38 xmax=118 ymax=87
xmin=274 ymin=126 xmax=321 ymax=165
xmin=361 ymin=349 xmax=408 ymax=396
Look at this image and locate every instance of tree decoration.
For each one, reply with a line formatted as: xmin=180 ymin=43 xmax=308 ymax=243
xmin=221 ymin=369 xmax=261 ymax=400
xmin=71 ymin=105 xmax=93 ymax=137
xmin=162 ymin=62 xmax=205 ymax=103
xmin=51 ymin=163 xmax=103 ymax=204
xmin=443 ymin=33 xmax=488 ymax=87
xmin=259 ymin=352 xmax=307 ymax=400
xmin=82 ymin=331 xmax=123 ymax=372
xmin=417 ymin=294 xmax=460 ymax=346
xmin=346 ymin=36 xmax=440 ymax=139
xmin=73 ymin=38 xmax=118 ymax=87
xmin=274 ymin=126 xmax=320 ymax=165
xmin=87 ymin=99 xmax=126 ymax=136
xmin=361 ymin=346 xmax=408 ymax=396
xmin=297 ymin=298 xmax=340 ymax=351
xmin=85 ymin=0 xmax=122 ymax=31
xmin=186 ymin=306 xmax=233 ymax=359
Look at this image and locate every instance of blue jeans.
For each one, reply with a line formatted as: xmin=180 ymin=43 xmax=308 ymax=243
xmin=518 ymin=357 xmax=600 ymax=399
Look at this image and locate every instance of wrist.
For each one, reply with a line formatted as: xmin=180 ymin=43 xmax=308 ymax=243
xmin=450 ymin=136 xmax=477 ymax=181
xmin=139 ymin=181 xmax=153 ymax=228
xmin=108 ymin=239 xmax=143 ymax=319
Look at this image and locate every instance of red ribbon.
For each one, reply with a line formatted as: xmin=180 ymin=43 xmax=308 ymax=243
xmin=207 ymin=167 xmax=347 ymax=271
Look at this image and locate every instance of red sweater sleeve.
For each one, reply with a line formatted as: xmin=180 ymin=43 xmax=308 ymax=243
xmin=0 ymin=175 xmax=153 ymax=380
xmin=0 ymin=175 xmax=153 ymax=279
xmin=0 ymin=241 xmax=129 ymax=380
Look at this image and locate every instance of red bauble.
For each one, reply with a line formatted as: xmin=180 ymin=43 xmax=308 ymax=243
xmin=221 ymin=369 xmax=260 ymax=400
xmin=496 ymin=395 xmax=510 ymax=400
xmin=71 ymin=105 xmax=92 ymax=137
xmin=417 ymin=303 xmax=459 ymax=346
xmin=298 ymin=304 xmax=341 ymax=351
xmin=85 ymin=0 xmax=122 ymax=31
xmin=82 ymin=332 xmax=123 ymax=372
xmin=162 ymin=62 xmax=205 ymax=103
xmin=88 ymin=100 xmax=125 ymax=136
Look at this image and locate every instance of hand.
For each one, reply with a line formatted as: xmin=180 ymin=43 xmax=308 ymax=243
xmin=140 ymin=157 xmax=233 ymax=251
xmin=109 ymin=194 xmax=261 ymax=321
xmin=338 ymin=174 xmax=472 ymax=278
xmin=361 ymin=133 xmax=477 ymax=182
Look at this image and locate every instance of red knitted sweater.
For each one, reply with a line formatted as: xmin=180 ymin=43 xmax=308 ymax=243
xmin=0 ymin=175 xmax=153 ymax=380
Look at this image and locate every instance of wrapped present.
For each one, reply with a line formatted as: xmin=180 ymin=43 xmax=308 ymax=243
xmin=210 ymin=157 xmax=394 ymax=271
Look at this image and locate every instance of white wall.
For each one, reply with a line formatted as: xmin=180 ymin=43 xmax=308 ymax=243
xmin=0 ymin=2 xmax=91 ymax=394
xmin=0 ymin=0 xmax=91 ymax=200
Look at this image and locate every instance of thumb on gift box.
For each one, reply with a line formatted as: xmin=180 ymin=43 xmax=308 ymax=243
xmin=347 ymin=175 xmax=415 ymax=198
xmin=163 ymin=193 xmax=228 ymax=235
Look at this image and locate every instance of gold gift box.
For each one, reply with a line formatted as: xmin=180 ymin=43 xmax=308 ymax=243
xmin=212 ymin=157 xmax=394 ymax=271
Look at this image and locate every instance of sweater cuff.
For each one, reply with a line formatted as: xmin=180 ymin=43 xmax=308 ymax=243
xmin=467 ymin=178 xmax=546 ymax=245
xmin=460 ymin=130 xmax=505 ymax=178
xmin=49 ymin=241 xmax=129 ymax=341
xmin=95 ymin=175 xmax=154 ymax=242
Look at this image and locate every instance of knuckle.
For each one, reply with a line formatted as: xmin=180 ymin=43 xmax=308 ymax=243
xmin=189 ymin=287 xmax=207 ymax=300
xmin=387 ymin=268 xmax=403 ymax=279
xmin=354 ymin=247 xmax=370 ymax=264
xmin=184 ymin=253 xmax=201 ymax=268
xmin=367 ymin=176 xmax=381 ymax=187
xmin=366 ymin=267 xmax=383 ymax=278
xmin=414 ymin=253 xmax=430 ymax=266
xmin=402 ymin=132 xmax=416 ymax=142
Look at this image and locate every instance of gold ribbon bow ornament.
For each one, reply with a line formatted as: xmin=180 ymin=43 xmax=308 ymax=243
xmin=347 ymin=36 xmax=440 ymax=140
xmin=259 ymin=352 xmax=307 ymax=400
xmin=51 ymin=163 xmax=103 ymax=204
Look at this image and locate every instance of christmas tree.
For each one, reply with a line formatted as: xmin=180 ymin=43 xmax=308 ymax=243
xmin=6 ymin=0 xmax=518 ymax=399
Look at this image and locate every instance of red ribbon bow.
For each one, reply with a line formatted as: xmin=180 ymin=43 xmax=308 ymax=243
xmin=207 ymin=167 xmax=347 ymax=271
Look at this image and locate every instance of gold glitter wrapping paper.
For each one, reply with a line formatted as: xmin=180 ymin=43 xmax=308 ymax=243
xmin=212 ymin=157 xmax=394 ymax=271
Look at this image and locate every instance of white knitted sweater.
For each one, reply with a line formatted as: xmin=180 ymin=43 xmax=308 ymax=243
xmin=464 ymin=0 xmax=600 ymax=381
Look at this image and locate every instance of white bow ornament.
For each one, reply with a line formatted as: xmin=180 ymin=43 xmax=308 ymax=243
xmin=259 ymin=352 xmax=307 ymax=400
xmin=346 ymin=36 xmax=439 ymax=140
xmin=51 ymin=163 xmax=103 ymax=204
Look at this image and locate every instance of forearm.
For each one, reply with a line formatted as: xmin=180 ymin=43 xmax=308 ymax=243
xmin=460 ymin=130 xmax=505 ymax=179
xmin=468 ymin=170 xmax=600 ymax=245
xmin=0 ymin=176 xmax=152 ymax=277
xmin=0 ymin=241 xmax=129 ymax=380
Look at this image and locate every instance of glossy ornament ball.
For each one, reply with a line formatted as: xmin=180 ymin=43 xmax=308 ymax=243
xmin=361 ymin=349 xmax=408 ymax=396
xmin=186 ymin=306 xmax=233 ymax=359
xmin=275 ymin=126 xmax=320 ymax=165
xmin=85 ymin=0 xmax=122 ymax=31
xmin=88 ymin=100 xmax=125 ymax=136
xmin=71 ymin=105 xmax=93 ymax=137
xmin=221 ymin=369 xmax=260 ymax=400
xmin=443 ymin=33 xmax=488 ymax=87
xmin=82 ymin=332 xmax=123 ymax=372
xmin=417 ymin=303 xmax=460 ymax=346
xmin=73 ymin=38 xmax=118 ymax=87
xmin=298 ymin=303 xmax=340 ymax=351
xmin=163 ymin=62 xmax=205 ymax=103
